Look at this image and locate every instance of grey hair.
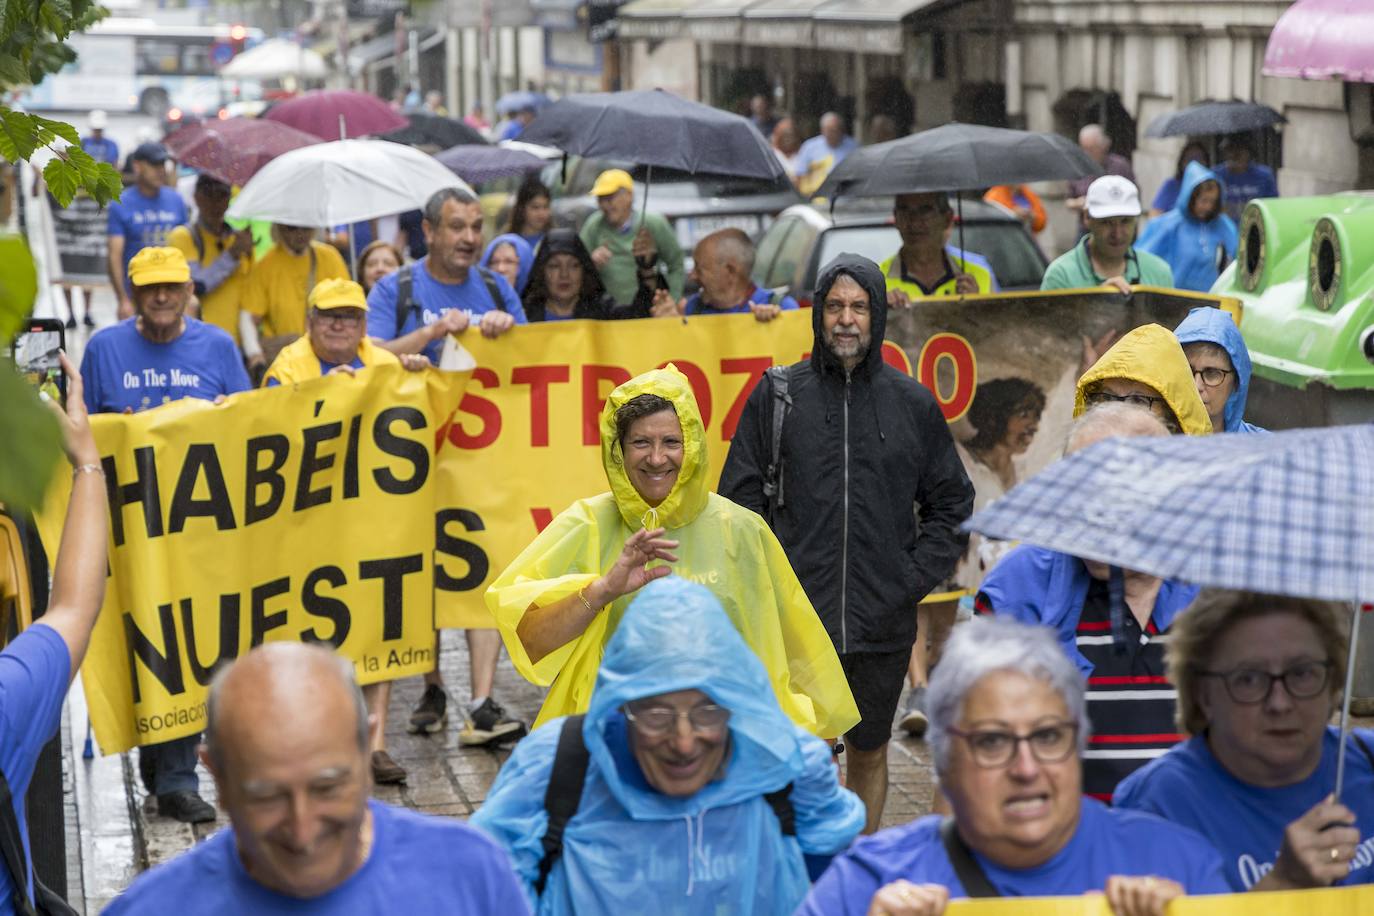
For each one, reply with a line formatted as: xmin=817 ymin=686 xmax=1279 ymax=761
xmin=713 ymin=232 xmax=756 ymax=275
xmin=1065 ymin=401 xmax=1167 ymax=455
xmin=423 ymin=186 xmax=479 ymax=227
xmin=927 ymin=616 xmax=1089 ymax=774
xmin=204 ymin=645 xmax=369 ymax=772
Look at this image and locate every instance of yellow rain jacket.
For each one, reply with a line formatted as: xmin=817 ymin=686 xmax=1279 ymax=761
xmin=486 ymin=366 xmax=860 ymax=737
xmin=1074 ymin=323 xmax=1212 ymax=437
xmin=261 ymin=334 xmax=398 ymax=387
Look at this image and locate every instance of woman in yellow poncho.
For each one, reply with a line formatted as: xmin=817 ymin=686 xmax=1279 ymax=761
xmin=486 ymin=365 xmax=859 ymax=738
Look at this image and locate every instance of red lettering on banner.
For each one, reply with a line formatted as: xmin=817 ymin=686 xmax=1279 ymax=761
xmin=582 ymin=364 xmax=632 ymax=445
xmin=719 ymin=356 xmax=773 ymax=441
xmin=449 ymin=368 xmax=502 ymax=449
xmin=881 ymin=341 xmax=913 ymax=375
xmin=658 ymin=360 xmax=712 ymax=429
xmin=512 ymin=364 xmax=571 ymax=447
xmin=530 ymin=508 xmax=554 ymax=533
xmin=917 ymin=333 xmax=977 ymax=422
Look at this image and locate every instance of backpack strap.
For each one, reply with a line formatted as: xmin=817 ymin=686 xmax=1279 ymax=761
xmin=939 ymin=816 xmax=1000 ymax=898
xmin=535 ymin=714 xmax=590 ymax=897
xmin=475 ymin=266 xmax=507 ymax=313
xmin=761 ymin=364 xmax=793 ymax=525
xmin=393 ymin=264 xmax=416 ymax=340
xmin=762 ymin=783 xmax=795 ymax=836
xmin=0 ymin=767 xmax=35 ymax=916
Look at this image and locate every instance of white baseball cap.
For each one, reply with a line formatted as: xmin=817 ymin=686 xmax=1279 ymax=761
xmin=1085 ymin=175 xmax=1141 ymax=219
xmin=89 ymin=110 xmax=108 ymax=129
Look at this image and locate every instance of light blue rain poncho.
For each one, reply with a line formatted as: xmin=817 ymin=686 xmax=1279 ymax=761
xmin=1136 ymin=161 xmax=1238 ymax=293
xmin=1173 ymin=307 xmax=1267 ymax=434
xmin=480 ymin=232 xmax=536 ymax=294
xmin=471 ymin=577 xmax=865 ymax=915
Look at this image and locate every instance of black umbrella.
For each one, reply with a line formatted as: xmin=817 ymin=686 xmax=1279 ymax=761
xmin=1145 ymin=100 xmax=1286 ymax=138
xmin=817 ymin=122 xmax=1101 ymax=261
xmin=381 ymin=112 xmax=489 ymax=149
xmin=520 ymin=89 xmax=786 ymax=218
xmin=434 ymin=143 xmax=548 ymax=185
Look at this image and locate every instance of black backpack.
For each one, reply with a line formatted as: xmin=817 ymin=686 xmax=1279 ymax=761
xmin=533 ymin=714 xmax=796 ymax=896
xmin=392 ymin=263 xmax=507 ymax=339
xmin=761 ymin=364 xmax=795 ymax=527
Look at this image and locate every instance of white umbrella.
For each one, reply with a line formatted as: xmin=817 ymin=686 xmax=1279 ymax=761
xmin=226 ymin=139 xmax=472 ymax=227
xmin=221 ymin=38 xmax=328 ymax=81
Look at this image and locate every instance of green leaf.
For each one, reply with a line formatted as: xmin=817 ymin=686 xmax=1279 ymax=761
xmin=90 ymin=162 xmax=120 ymax=205
xmin=0 ymin=107 xmax=38 ymax=162
xmin=0 ymin=364 xmax=64 ymax=512
xmin=65 ymin=144 xmax=100 ymax=186
xmin=42 ymin=156 xmax=78 ymax=207
xmin=0 ymin=235 xmax=38 ymax=342
xmin=0 ymin=53 xmax=29 ymax=88
xmin=32 ymin=114 xmax=79 ymax=147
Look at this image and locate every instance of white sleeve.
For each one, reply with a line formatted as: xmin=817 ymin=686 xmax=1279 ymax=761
xmin=238 ymin=311 xmax=262 ymax=358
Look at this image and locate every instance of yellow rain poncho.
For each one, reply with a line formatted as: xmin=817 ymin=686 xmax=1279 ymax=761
xmin=486 ymin=366 xmax=860 ymax=737
xmin=1074 ymin=323 xmax=1213 ymax=437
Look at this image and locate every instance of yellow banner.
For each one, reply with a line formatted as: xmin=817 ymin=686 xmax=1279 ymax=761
xmin=946 ymin=884 xmax=1371 ymax=914
xmin=433 ymin=311 xmax=843 ymax=628
xmin=38 ymin=365 xmax=469 ymax=753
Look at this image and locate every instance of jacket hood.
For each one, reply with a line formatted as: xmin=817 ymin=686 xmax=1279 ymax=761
xmin=582 ymin=577 xmax=808 ymax=819
xmin=1074 ymin=323 xmax=1213 ymax=436
xmin=1173 ymin=307 xmax=1254 ymax=433
xmin=811 ymin=253 xmax=888 ymax=377
xmin=480 ymin=233 xmax=535 ymax=294
xmin=599 ymin=365 xmax=710 ymax=530
xmin=1174 ymin=161 xmax=1224 ymax=223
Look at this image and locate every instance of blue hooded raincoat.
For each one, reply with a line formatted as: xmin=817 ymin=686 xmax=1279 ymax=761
xmin=471 ymin=578 xmax=865 ymax=916
xmin=481 ymin=232 xmax=536 ymax=294
xmin=1173 ymin=307 xmax=1266 ymax=433
xmin=1136 ymin=161 xmax=1238 ymax=292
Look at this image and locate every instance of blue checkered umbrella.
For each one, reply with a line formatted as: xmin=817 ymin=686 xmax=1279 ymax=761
xmin=964 ymin=422 xmax=1374 ymax=795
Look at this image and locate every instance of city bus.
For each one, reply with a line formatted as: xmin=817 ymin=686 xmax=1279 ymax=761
xmin=20 ymin=18 xmax=265 ymax=120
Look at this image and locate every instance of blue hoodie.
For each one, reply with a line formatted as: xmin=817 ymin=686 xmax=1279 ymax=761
xmin=481 ymin=232 xmax=536 ymax=294
xmin=471 ymin=578 xmax=865 ymax=915
xmin=1137 ymin=161 xmax=1238 ymax=292
xmin=1173 ymin=307 xmax=1266 ymax=434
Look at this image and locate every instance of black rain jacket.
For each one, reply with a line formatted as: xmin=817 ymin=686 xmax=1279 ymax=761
xmin=719 ymin=254 xmax=975 ymax=654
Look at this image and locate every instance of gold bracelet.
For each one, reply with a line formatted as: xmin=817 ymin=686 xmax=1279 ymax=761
xmin=73 ymin=463 xmax=104 ymax=477
xmin=576 ymin=587 xmax=597 ymax=613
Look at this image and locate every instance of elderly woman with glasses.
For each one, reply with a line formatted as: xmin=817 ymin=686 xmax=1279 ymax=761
xmin=1114 ymin=590 xmax=1373 ymax=892
xmin=1074 ymin=323 xmax=1212 ymax=436
xmin=800 ymin=616 xmax=1229 ymax=916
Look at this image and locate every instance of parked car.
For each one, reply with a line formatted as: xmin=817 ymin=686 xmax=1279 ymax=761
xmin=751 ymin=198 xmax=1049 ymax=307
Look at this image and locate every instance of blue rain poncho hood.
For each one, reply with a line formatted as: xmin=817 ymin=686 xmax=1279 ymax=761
xmin=481 ymin=232 xmax=536 ymax=293
xmin=472 ymin=578 xmax=865 ymax=915
xmin=1173 ymin=307 xmax=1266 ymax=433
xmin=1135 ymin=161 xmax=1238 ymax=293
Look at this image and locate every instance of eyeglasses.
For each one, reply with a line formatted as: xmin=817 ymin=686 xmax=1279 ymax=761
xmin=822 ymin=300 xmax=871 ymax=317
xmin=894 ymin=204 xmax=945 ymax=221
xmin=947 ymin=721 xmax=1079 ymax=768
xmin=1196 ymin=660 xmax=1333 ymax=704
xmin=313 ymin=310 xmax=363 ymax=327
xmin=1192 ymin=367 xmax=1236 ymax=388
xmin=1084 ymin=389 xmax=1169 ymax=413
xmin=623 ymin=703 xmax=731 ymax=738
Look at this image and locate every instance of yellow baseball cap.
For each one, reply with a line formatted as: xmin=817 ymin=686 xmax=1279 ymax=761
xmin=308 ymin=278 xmax=369 ymax=311
xmin=591 ymin=168 xmax=634 ymax=198
xmin=128 ymin=247 xmax=190 ymax=286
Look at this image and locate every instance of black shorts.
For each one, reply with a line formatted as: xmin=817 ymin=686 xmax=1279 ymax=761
xmin=839 ymin=648 xmax=911 ymax=752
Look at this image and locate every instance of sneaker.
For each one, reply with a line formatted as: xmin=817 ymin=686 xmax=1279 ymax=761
xmin=370 ymin=750 xmax=407 ymax=785
xmin=408 ymin=684 xmax=448 ymax=734
xmin=82 ymin=313 xmax=95 ymax=328
xmin=899 ymin=686 xmax=929 ymax=737
xmin=157 ymin=790 xmax=216 ymax=823
xmin=459 ymin=698 xmax=527 ymax=747
xmin=64 ymin=316 xmax=76 ymax=330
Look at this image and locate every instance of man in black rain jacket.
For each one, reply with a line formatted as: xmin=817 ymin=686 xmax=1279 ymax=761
xmin=719 ymin=253 xmax=974 ymax=833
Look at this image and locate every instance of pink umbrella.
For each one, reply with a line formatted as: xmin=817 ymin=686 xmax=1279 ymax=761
xmin=263 ymin=89 xmax=409 ymax=140
xmin=1263 ymin=0 xmax=1374 ymax=83
xmin=164 ymin=117 xmax=323 ymax=187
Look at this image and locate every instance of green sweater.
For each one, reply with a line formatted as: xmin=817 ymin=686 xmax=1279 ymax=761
xmin=1041 ymin=235 xmax=1174 ymax=290
xmin=579 ymin=210 xmax=685 ymax=305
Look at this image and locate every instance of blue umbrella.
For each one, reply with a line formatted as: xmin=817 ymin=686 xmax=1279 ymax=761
xmin=495 ymin=90 xmax=551 ymax=115
xmin=964 ymin=423 xmax=1374 ymax=795
xmin=434 ymin=144 xmax=547 ymax=185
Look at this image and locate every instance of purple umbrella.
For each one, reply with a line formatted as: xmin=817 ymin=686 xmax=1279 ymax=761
xmin=434 ymin=144 xmax=547 ymax=185
xmin=263 ymin=89 xmax=409 ymax=140
xmin=1263 ymin=0 xmax=1374 ymax=83
xmin=164 ymin=117 xmax=323 ymax=187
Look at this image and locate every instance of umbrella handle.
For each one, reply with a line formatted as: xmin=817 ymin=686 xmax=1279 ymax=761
xmin=640 ymin=164 xmax=652 ymax=225
xmin=1334 ymin=600 xmax=1363 ymax=800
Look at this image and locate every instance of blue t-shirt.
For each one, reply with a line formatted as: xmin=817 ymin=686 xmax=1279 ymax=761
xmin=684 ymin=284 xmax=800 ymax=316
xmin=1114 ymin=728 xmax=1374 ymax=891
xmin=265 ymin=355 xmax=366 ymax=387
xmin=81 ymin=318 xmax=251 ymax=414
xmin=366 ymin=258 xmax=526 ymax=363
xmin=104 ymin=799 xmax=531 ymax=915
xmin=1219 ymin=162 xmax=1278 ymax=221
xmin=0 ymin=625 xmax=70 ymax=908
xmin=82 ymin=135 xmax=120 ymax=166
xmin=794 ymin=134 xmax=857 ymax=179
xmin=107 ymin=185 xmax=189 ymax=285
xmin=1152 ymin=176 xmax=1184 ymax=213
xmin=798 ymin=799 xmax=1228 ymax=914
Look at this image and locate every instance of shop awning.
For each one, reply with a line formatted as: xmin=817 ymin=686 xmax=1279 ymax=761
xmin=740 ymin=0 xmax=830 ymax=48
xmin=530 ymin=0 xmax=582 ymax=32
xmin=813 ymin=0 xmax=944 ymax=54
xmin=616 ymin=0 xmax=690 ymax=40
xmin=1263 ymin=0 xmax=1374 ymax=83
